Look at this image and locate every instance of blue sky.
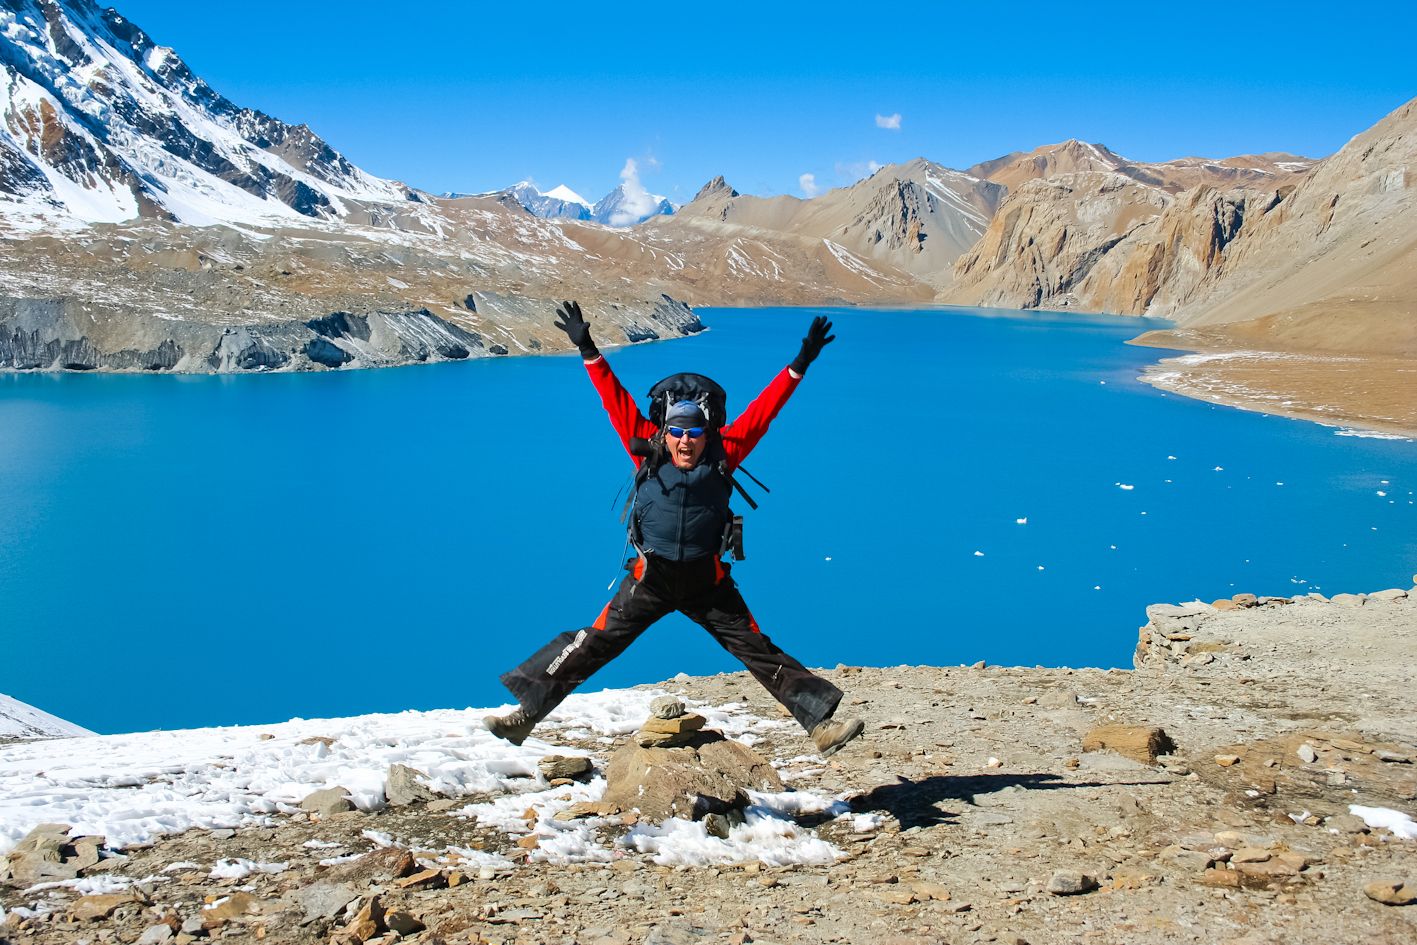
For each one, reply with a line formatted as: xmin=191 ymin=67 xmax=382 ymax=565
xmin=115 ymin=0 xmax=1416 ymax=203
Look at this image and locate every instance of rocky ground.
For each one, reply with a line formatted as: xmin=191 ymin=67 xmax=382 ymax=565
xmin=3 ymin=586 xmax=1415 ymax=945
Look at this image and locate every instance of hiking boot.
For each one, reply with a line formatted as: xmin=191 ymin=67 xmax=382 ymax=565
xmin=810 ymin=716 xmax=865 ymax=757
xmin=484 ymin=707 xmax=541 ymax=746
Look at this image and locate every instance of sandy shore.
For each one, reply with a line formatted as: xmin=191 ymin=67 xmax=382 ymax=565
xmin=1129 ymin=330 xmax=1417 ymax=440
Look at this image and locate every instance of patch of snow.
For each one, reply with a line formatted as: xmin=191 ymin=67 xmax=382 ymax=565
xmin=209 ymin=858 xmax=288 ymax=880
xmin=1350 ymin=805 xmax=1417 ymax=840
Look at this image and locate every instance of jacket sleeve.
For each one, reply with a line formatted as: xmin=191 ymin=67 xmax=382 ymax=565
xmin=584 ymin=356 xmax=658 ymax=465
xmin=720 ymin=366 xmax=803 ymax=470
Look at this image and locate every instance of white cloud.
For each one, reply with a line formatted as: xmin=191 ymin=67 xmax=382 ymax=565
xmin=799 ymin=173 xmax=820 ymax=198
xmin=610 ymin=157 xmax=662 ymax=226
xmin=875 ymin=113 xmax=902 ymax=130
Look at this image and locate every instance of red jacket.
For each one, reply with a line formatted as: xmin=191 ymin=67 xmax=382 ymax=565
xmin=584 ymin=356 xmax=801 ymax=472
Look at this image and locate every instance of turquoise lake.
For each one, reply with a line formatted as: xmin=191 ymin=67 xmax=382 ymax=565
xmin=2 ymin=306 xmax=1414 ymax=735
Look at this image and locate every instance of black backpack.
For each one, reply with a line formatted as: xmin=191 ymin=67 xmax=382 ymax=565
xmin=645 ymin=372 xmax=728 ymax=431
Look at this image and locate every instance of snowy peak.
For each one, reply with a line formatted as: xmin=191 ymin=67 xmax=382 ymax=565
xmin=542 ymin=183 xmax=590 ymax=207
xmin=0 ymin=0 xmax=416 ymax=227
xmin=495 ymin=180 xmax=592 ymax=220
xmin=591 ymin=183 xmax=675 ymax=227
xmin=0 ymin=692 xmax=92 ymax=741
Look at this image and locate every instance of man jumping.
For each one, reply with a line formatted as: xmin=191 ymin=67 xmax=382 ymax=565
xmin=486 ymin=301 xmax=865 ymax=758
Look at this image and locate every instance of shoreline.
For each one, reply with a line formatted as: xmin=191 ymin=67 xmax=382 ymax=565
xmin=1129 ymin=331 xmax=1417 ymax=441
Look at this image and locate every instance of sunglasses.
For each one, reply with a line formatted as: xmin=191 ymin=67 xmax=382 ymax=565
xmin=667 ymin=426 xmax=705 ymax=439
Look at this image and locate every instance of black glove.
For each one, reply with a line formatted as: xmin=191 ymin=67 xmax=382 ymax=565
xmin=553 ymin=300 xmax=599 ymax=360
xmin=789 ymin=315 xmax=835 ymax=375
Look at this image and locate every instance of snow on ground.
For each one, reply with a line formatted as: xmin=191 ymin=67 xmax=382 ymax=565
xmin=1351 ymin=805 xmax=1417 ymax=840
xmin=0 ymin=687 xmax=858 ymax=867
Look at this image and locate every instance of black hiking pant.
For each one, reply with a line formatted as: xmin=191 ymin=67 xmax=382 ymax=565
xmin=500 ymin=555 xmax=842 ymax=733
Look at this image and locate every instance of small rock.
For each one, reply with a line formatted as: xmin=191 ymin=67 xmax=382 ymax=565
xmin=649 ymin=696 xmax=686 ymax=719
xmin=339 ymin=896 xmax=387 ymax=941
xmin=1369 ymin=588 xmax=1408 ymax=601
xmin=395 ymin=868 xmax=445 ymax=890
xmin=702 ymin=813 xmax=731 ymax=839
xmin=385 ymin=764 xmax=437 ymax=806
xmin=202 ymin=892 xmax=258 ymax=924
xmin=911 ymin=880 xmax=951 ymax=901
xmin=636 ymin=713 xmax=707 ymax=748
xmin=1214 ymin=754 xmax=1242 ymax=767
xmin=1330 ymin=814 xmax=1370 ymax=834
xmin=1212 ymin=599 xmax=1240 ymax=611
xmin=1376 ymin=750 xmax=1411 ymax=764
xmin=1231 ymin=848 xmax=1271 ymax=864
xmin=1199 ymin=868 xmax=1243 ymax=888
xmin=1297 ymin=744 xmax=1318 ymax=764
xmin=385 ymin=910 xmax=426 ymax=935
xmin=1159 ymin=846 xmax=1214 ymax=873
xmin=71 ymin=892 xmax=144 ymax=921
xmin=138 ymin=924 xmax=175 ymax=944
xmin=1363 ymin=880 xmax=1416 ymax=906
xmin=292 ymin=881 xmax=360 ymax=923
xmin=1082 ymin=725 xmax=1177 ymax=764
xmin=539 ymin=755 xmax=593 ymax=780
xmin=299 ymin=787 xmax=355 ymax=817
xmin=1046 ymin=871 xmax=1099 ymax=895
xmin=1330 ymin=593 xmax=1366 ymax=605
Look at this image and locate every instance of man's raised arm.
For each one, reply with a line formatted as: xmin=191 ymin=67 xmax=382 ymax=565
xmin=553 ymin=300 xmax=655 ymax=461
xmin=721 ymin=316 xmax=835 ymax=469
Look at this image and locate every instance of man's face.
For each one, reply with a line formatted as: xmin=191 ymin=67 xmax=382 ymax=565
xmin=666 ymin=426 xmax=707 ymax=469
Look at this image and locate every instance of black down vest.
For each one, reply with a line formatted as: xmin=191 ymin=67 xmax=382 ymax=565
xmin=631 ymin=460 xmax=733 ymax=561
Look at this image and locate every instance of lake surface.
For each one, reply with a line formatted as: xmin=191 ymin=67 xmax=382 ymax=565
xmin=2 ymin=306 xmax=1414 ymax=735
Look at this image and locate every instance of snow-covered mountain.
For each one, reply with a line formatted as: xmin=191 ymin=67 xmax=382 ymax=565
xmin=0 ymin=692 xmax=92 ymax=740
xmin=591 ymin=183 xmax=675 ymax=226
xmin=0 ymin=0 xmax=420 ymax=228
xmin=475 ymin=179 xmax=672 ymax=227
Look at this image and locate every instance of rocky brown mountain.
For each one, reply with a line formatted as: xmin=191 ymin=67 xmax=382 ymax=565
xmin=662 ymin=158 xmax=1005 ymax=290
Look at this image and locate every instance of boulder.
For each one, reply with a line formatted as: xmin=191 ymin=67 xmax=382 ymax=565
xmin=300 ymin=787 xmax=355 ymax=817
xmin=385 ymin=764 xmax=437 ymax=806
xmin=603 ymin=730 xmax=783 ymax=821
xmin=1081 ymin=725 xmax=1176 ymax=764
xmin=1 ymin=823 xmax=89 ymax=884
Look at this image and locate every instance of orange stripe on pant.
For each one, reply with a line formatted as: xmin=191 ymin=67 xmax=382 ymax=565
xmin=592 ymin=602 xmax=612 ymax=630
